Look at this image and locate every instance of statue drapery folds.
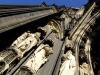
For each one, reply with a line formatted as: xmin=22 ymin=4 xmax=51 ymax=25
xmin=59 ymin=50 xmax=76 ymax=75
xmin=11 ymin=31 xmax=41 ymax=58
xmin=18 ymin=39 xmax=54 ymax=74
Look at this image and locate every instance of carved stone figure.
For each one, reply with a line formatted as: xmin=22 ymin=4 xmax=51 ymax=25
xmin=59 ymin=50 xmax=76 ymax=75
xmin=0 ymin=48 xmax=17 ymax=74
xmin=79 ymin=62 xmax=90 ymax=75
xmin=11 ymin=31 xmax=29 ymax=47
xmin=18 ymin=44 xmax=53 ymax=74
xmin=11 ymin=31 xmax=41 ymax=58
xmin=0 ymin=49 xmax=12 ymax=60
xmin=0 ymin=60 xmax=9 ymax=74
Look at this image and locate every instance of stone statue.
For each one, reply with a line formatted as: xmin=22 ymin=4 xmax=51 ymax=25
xmin=11 ymin=31 xmax=41 ymax=58
xmin=18 ymin=44 xmax=53 ymax=74
xmin=11 ymin=32 xmax=28 ymax=47
xmin=79 ymin=62 xmax=90 ymax=75
xmin=59 ymin=50 xmax=76 ymax=75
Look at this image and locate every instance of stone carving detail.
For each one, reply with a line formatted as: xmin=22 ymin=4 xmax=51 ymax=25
xmin=79 ymin=62 xmax=90 ymax=75
xmin=0 ymin=60 xmax=9 ymax=74
xmin=11 ymin=31 xmax=41 ymax=58
xmin=59 ymin=50 xmax=76 ymax=75
xmin=75 ymin=6 xmax=85 ymax=19
xmin=0 ymin=48 xmax=17 ymax=74
xmin=37 ymin=27 xmax=47 ymax=38
xmin=0 ymin=49 xmax=13 ymax=60
xmin=0 ymin=30 xmax=42 ymax=74
xmin=66 ymin=37 xmax=72 ymax=48
xmin=18 ymin=43 xmax=53 ymax=74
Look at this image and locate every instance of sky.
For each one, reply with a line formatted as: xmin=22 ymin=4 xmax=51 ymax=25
xmin=0 ymin=0 xmax=89 ymax=8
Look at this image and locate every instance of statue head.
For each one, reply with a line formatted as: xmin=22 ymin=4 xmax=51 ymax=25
xmin=27 ymin=31 xmax=31 ymax=37
xmin=82 ymin=62 xmax=88 ymax=69
xmin=65 ymin=50 xmax=73 ymax=59
xmin=27 ymin=31 xmax=30 ymax=33
xmin=66 ymin=50 xmax=72 ymax=55
xmin=44 ymin=45 xmax=53 ymax=55
xmin=44 ymin=39 xmax=54 ymax=47
xmin=35 ymin=32 xmax=41 ymax=38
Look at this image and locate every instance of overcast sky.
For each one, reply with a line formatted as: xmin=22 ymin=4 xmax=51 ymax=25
xmin=0 ymin=0 xmax=88 ymax=8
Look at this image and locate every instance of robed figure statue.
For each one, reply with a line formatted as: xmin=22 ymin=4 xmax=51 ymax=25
xmin=59 ymin=50 xmax=76 ymax=75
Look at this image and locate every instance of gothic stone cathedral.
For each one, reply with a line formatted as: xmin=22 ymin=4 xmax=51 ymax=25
xmin=0 ymin=0 xmax=100 ymax=75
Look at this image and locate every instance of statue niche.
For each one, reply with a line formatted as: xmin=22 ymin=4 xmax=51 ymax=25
xmin=59 ymin=50 xmax=76 ymax=75
xmin=11 ymin=31 xmax=41 ymax=58
xmin=18 ymin=39 xmax=54 ymax=75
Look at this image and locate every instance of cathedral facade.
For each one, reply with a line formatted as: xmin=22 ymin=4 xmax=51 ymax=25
xmin=0 ymin=0 xmax=100 ymax=75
